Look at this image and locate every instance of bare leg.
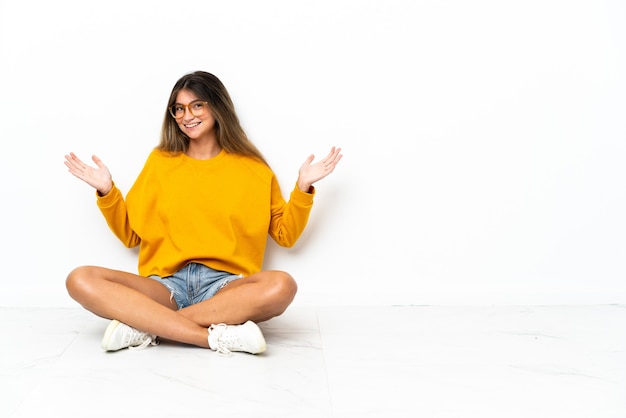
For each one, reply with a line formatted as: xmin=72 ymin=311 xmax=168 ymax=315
xmin=180 ymin=270 xmax=298 ymax=327
xmin=66 ymin=266 xmax=297 ymax=348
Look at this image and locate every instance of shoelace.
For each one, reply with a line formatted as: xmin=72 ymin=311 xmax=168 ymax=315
xmin=125 ymin=328 xmax=159 ymax=351
xmin=208 ymin=323 xmax=235 ymax=356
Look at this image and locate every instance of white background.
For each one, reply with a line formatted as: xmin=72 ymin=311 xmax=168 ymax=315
xmin=0 ymin=0 xmax=624 ymax=307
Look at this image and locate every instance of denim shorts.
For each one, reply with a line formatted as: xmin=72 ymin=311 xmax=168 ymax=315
xmin=149 ymin=263 xmax=243 ymax=309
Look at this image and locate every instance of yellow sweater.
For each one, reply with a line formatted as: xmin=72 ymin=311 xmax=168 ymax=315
xmin=96 ymin=149 xmax=314 ymax=277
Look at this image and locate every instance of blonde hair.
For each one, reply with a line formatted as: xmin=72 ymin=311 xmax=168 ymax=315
xmin=157 ymin=71 xmax=267 ymax=165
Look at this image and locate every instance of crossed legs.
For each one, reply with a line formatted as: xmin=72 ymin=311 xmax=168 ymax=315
xmin=65 ymin=265 xmax=297 ymax=348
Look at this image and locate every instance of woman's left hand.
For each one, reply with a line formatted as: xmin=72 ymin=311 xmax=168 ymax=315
xmin=297 ymin=146 xmax=343 ymax=192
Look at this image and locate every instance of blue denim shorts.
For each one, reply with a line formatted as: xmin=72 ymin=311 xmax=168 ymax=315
xmin=149 ymin=263 xmax=243 ymax=309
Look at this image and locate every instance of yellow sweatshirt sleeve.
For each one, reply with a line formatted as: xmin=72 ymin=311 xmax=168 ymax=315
xmin=96 ymin=184 xmax=141 ymax=248
xmin=268 ymin=179 xmax=315 ymax=247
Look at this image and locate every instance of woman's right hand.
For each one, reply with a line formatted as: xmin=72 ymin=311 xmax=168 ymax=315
xmin=64 ymin=152 xmax=113 ymax=196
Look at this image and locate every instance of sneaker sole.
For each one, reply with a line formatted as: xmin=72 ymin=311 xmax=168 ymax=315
xmin=101 ymin=319 xmax=122 ymax=351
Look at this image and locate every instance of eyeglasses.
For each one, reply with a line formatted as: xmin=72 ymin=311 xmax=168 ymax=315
xmin=169 ymin=100 xmax=209 ymax=119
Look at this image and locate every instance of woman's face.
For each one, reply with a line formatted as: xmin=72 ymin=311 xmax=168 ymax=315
xmin=173 ymin=89 xmax=216 ymax=140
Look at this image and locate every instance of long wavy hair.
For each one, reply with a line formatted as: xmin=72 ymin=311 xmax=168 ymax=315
xmin=157 ymin=71 xmax=267 ymax=165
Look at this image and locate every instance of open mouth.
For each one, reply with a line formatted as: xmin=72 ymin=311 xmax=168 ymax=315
xmin=184 ymin=122 xmax=201 ymax=128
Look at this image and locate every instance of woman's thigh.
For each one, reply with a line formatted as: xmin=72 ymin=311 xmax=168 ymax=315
xmin=215 ymin=270 xmax=296 ymax=293
xmin=180 ymin=270 xmax=297 ymax=324
xmin=67 ymin=265 xmax=176 ymax=309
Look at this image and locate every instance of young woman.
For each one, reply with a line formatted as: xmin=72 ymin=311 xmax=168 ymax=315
xmin=64 ymin=71 xmax=342 ymax=355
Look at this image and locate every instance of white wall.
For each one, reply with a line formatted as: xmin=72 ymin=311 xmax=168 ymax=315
xmin=1 ymin=0 xmax=625 ymax=307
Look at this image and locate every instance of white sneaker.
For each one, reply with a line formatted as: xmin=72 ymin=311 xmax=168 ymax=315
xmin=208 ymin=321 xmax=266 ymax=355
xmin=101 ymin=320 xmax=159 ymax=351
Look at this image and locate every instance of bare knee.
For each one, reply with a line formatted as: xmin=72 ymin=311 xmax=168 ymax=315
xmin=267 ymin=271 xmax=298 ymax=314
xmin=66 ymin=265 xmax=100 ymax=301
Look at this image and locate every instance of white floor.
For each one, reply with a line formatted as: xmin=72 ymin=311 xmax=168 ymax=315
xmin=2 ymin=305 xmax=625 ymax=417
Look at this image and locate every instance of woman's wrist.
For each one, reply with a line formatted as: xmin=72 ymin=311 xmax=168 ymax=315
xmin=297 ymin=181 xmax=313 ymax=193
xmin=97 ymin=182 xmax=114 ymax=197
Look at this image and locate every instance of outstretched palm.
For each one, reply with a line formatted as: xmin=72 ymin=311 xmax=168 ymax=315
xmin=297 ymin=146 xmax=343 ymax=192
xmin=64 ymin=152 xmax=113 ymax=195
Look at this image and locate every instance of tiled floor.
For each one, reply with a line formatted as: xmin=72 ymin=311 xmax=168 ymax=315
xmin=2 ymin=305 xmax=625 ymax=417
